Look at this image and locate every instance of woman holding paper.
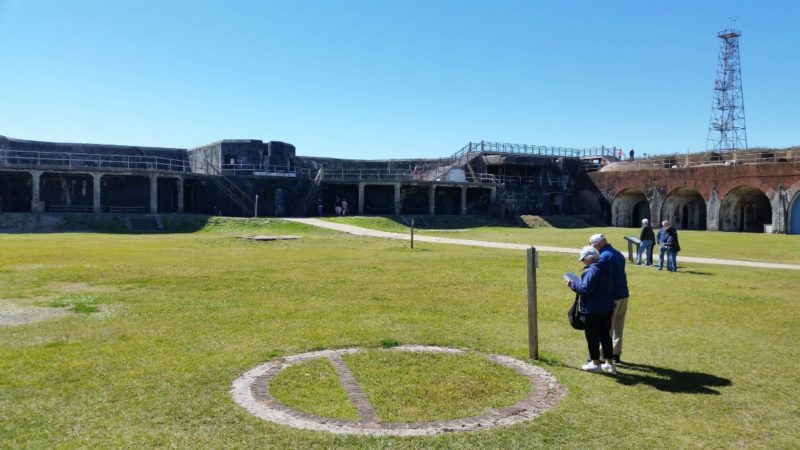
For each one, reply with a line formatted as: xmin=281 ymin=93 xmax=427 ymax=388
xmin=566 ymin=246 xmax=617 ymax=373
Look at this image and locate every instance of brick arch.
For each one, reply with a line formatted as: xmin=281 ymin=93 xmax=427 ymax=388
xmin=789 ymin=188 xmax=800 ymax=235
xmin=719 ymin=185 xmax=772 ymax=232
xmin=611 ymin=188 xmax=650 ymax=227
xmin=661 ymin=187 xmax=707 ymax=230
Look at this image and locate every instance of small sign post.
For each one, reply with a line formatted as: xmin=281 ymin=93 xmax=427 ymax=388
xmin=410 ymin=218 xmax=415 ymax=249
xmin=527 ymin=247 xmax=539 ymax=360
xmin=254 ymin=195 xmax=259 ymax=218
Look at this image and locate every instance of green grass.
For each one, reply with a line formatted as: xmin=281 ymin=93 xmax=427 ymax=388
xmin=1 ymin=218 xmax=799 ymax=448
xmin=325 ymin=215 xmax=800 ymax=264
xmin=270 ymin=357 xmax=359 ymax=420
xmin=41 ymin=294 xmax=99 ymax=313
xmin=343 ymin=350 xmax=531 ymax=422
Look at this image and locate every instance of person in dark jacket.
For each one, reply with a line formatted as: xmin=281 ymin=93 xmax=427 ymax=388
xmin=567 ymin=246 xmax=616 ymax=373
xmin=590 ymin=233 xmax=629 ymax=364
xmin=657 ymin=220 xmax=681 ymax=271
xmin=637 ymin=218 xmax=655 ymax=266
xmin=664 ymin=224 xmax=681 ymax=272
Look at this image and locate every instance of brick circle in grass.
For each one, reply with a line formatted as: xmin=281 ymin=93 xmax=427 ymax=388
xmin=231 ymin=345 xmax=566 ymax=436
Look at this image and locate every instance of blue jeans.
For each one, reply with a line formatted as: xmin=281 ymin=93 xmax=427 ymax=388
xmin=667 ymin=250 xmax=678 ymax=271
xmin=637 ymin=240 xmax=653 ymax=265
xmin=658 ymin=245 xmax=668 ymax=269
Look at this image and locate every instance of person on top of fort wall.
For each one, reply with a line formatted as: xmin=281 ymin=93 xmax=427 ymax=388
xmin=637 ymin=219 xmax=655 ymax=266
xmin=590 ymin=233 xmax=629 ymax=365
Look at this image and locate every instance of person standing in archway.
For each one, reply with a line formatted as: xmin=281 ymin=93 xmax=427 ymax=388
xmin=636 ymin=219 xmax=655 ymax=266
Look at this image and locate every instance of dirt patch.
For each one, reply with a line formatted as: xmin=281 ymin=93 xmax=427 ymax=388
xmin=45 ymin=282 xmax=118 ymax=294
xmin=0 ymin=305 xmax=69 ymax=327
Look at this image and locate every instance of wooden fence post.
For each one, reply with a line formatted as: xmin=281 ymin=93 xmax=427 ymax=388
xmin=527 ymin=247 xmax=538 ymax=360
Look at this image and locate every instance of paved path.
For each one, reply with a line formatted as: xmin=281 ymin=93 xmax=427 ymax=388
xmin=285 ymin=218 xmax=800 ymax=271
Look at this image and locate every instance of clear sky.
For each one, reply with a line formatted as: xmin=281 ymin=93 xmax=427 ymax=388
xmin=1 ymin=1 xmax=798 ymax=159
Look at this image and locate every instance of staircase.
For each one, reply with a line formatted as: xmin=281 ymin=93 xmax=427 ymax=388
xmin=487 ymin=190 xmax=511 ymax=218
xmin=206 ymin=162 xmax=254 ymax=216
xmin=127 ymin=215 xmax=162 ymax=232
xmin=420 ymin=148 xmax=483 ymax=181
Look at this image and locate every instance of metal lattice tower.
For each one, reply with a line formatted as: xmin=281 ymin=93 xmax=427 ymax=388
xmin=706 ymin=28 xmax=748 ymax=152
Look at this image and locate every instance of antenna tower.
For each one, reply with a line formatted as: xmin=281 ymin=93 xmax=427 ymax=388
xmin=706 ymin=28 xmax=747 ymax=152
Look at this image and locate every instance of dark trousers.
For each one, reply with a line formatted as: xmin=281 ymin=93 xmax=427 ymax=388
xmin=585 ymin=312 xmax=614 ymax=361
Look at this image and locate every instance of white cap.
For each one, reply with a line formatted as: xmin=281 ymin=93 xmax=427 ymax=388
xmin=642 ymin=219 xmax=649 ymax=225
xmin=578 ymin=245 xmax=599 ymax=262
xmin=589 ymin=233 xmax=605 ymax=245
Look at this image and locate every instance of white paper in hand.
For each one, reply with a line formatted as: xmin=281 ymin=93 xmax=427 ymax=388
xmin=563 ymin=272 xmax=580 ymax=284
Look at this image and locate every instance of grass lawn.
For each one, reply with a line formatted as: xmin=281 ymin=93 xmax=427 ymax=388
xmin=324 ymin=215 xmax=800 ymax=264
xmin=1 ymin=217 xmax=799 ymax=448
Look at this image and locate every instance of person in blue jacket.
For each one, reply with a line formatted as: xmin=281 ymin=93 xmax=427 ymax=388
xmin=590 ymin=233 xmax=629 ymax=364
xmin=567 ymin=246 xmax=617 ymax=373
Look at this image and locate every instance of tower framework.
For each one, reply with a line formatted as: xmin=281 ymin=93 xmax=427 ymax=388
xmin=706 ymin=29 xmax=747 ymax=152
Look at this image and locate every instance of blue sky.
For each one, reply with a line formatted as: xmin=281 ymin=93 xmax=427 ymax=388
xmin=1 ymin=1 xmax=798 ymax=159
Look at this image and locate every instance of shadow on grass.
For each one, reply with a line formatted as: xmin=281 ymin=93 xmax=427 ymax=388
xmin=0 ymin=213 xmax=290 ymax=235
xmin=613 ymin=362 xmax=731 ymax=394
xmin=539 ymin=359 xmax=731 ymax=395
xmin=680 ymin=269 xmax=714 ymax=276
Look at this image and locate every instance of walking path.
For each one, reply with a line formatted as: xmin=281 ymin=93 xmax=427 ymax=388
xmin=285 ymin=218 xmax=800 ymax=271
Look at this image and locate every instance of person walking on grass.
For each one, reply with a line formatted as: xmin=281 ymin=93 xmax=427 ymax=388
xmin=590 ymin=233 xmax=629 ymax=364
xmin=567 ymin=246 xmax=616 ymax=374
xmin=637 ymin=218 xmax=655 ymax=266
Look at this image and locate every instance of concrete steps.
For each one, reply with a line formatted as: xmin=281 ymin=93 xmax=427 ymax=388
xmin=126 ymin=215 xmax=163 ymax=232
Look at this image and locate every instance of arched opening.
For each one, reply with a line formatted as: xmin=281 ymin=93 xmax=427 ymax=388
xmin=611 ymin=189 xmax=650 ymax=227
xmin=434 ymin=186 xmax=462 ymax=215
xmin=719 ymin=186 xmax=772 ymax=232
xmin=0 ymin=171 xmax=33 ymax=212
xmin=661 ymin=187 xmax=707 ymax=230
xmin=789 ymin=191 xmax=800 ymax=235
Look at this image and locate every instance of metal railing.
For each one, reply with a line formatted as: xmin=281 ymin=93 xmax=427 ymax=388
xmin=0 ymin=148 xmax=190 ymax=172
xmin=607 ymin=150 xmax=800 ymax=170
xmin=456 ymin=141 xmax=617 ymax=160
xmin=219 ymin=163 xmax=297 ymax=177
xmin=47 ymin=204 xmax=94 ymax=213
xmin=321 ymin=168 xmax=419 ymax=182
xmin=482 ymin=175 xmax=563 ymax=186
xmin=303 ymin=168 xmax=561 ymax=187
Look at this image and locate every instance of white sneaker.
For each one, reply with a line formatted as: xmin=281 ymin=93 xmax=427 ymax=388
xmin=601 ymin=363 xmax=617 ymax=374
xmin=581 ymin=362 xmax=602 ymax=372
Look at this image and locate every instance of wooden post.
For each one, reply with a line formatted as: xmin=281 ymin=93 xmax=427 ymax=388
xmin=254 ymin=194 xmax=259 ymax=217
xmin=527 ymin=247 xmax=538 ymax=360
xmin=410 ymin=218 xmax=415 ymax=249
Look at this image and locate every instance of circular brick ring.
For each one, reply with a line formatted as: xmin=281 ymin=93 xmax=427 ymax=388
xmin=231 ymin=345 xmax=566 ymax=436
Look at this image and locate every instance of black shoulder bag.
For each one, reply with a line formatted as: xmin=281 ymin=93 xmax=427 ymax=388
xmin=568 ymin=293 xmax=586 ymax=330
